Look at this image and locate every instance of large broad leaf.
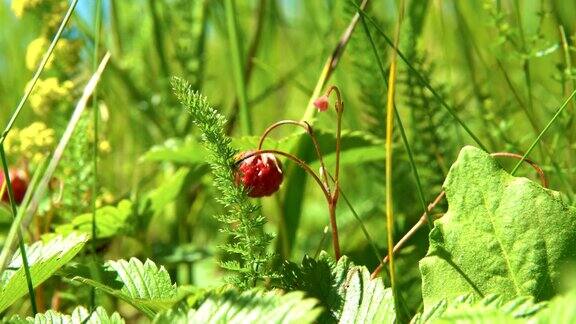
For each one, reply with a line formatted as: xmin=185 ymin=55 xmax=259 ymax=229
xmin=0 ymin=233 xmax=88 ymax=312
xmin=152 ymin=289 xmax=321 ymax=324
xmin=73 ymin=258 xmax=182 ymax=318
xmin=6 ymin=306 xmax=124 ymax=324
xmin=276 ymin=252 xmax=395 ymax=323
xmin=411 ymin=294 xmax=545 ymax=323
xmin=419 ymin=146 xmax=576 ymax=309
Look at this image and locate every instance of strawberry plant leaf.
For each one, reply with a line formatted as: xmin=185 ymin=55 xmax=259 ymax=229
xmin=152 ymin=289 xmax=321 ymax=324
xmin=275 ymin=252 xmax=395 ymax=323
xmin=5 ymin=306 xmax=124 ymax=324
xmin=0 ymin=233 xmax=88 ymax=313
xmin=73 ymin=258 xmax=182 ymax=318
xmin=420 ymin=146 xmax=576 ymax=309
xmin=411 ymin=294 xmax=545 ymax=323
xmin=531 ymin=289 xmax=576 ymax=323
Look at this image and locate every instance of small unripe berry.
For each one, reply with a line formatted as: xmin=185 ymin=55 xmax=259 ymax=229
xmin=0 ymin=168 xmax=29 ymax=204
xmin=313 ymin=95 xmax=330 ymax=112
xmin=235 ymin=151 xmax=283 ymax=197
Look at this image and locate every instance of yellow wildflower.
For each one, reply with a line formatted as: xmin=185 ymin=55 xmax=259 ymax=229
xmin=99 ymin=140 xmax=111 ymax=154
xmin=4 ymin=122 xmax=55 ymax=164
xmin=11 ymin=0 xmax=42 ymax=18
xmin=26 ymin=37 xmax=81 ymax=73
xmin=28 ymin=77 xmax=74 ymax=116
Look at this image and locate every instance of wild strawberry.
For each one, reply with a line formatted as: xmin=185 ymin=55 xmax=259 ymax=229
xmin=313 ymin=95 xmax=330 ymax=112
xmin=0 ymin=168 xmax=29 ymax=204
xmin=235 ymin=151 xmax=283 ymax=197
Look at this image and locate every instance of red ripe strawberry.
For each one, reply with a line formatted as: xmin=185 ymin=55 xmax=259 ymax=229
xmin=235 ymin=151 xmax=283 ymax=197
xmin=0 ymin=168 xmax=29 ymax=204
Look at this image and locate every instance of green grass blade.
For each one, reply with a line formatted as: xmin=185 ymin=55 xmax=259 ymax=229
xmin=90 ymin=0 xmax=103 ymax=309
xmin=225 ymin=0 xmax=252 ymax=135
xmin=359 ymin=15 xmax=431 ymax=229
xmin=0 ymin=144 xmax=37 ymax=314
xmin=353 ymin=2 xmax=488 ymax=152
xmin=511 ymin=89 xmax=576 ymax=175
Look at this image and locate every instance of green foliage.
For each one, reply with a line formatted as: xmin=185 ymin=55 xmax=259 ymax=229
xmin=534 ymin=289 xmax=576 ymax=323
xmin=73 ymin=258 xmax=181 ymax=318
xmin=171 ymin=76 xmax=272 ymax=288
xmin=3 ymin=0 xmax=576 ymax=321
xmin=275 ymin=252 xmax=395 ymax=323
xmin=140 ymin=136 xmax=207 ymax=165
xmin=5 ymin=306 xmax=124 ymax=324
xmin=0 ymin=233 xmax=88 ymax=312
xmin=420 ymin=146 xmax=576 ymax=308
xmin=412 ymin=294 xmax=545 ymax=323
xmin=153 ymin=289 xmax=321 ymax=324
xmin=51 ymin=200 xmax=133 ymax=239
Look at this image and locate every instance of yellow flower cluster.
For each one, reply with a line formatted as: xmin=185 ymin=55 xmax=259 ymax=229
xmin=5 ymin=122 xmax=55 ymax=164
xmin=11 ymin=0 xmax=43 ymax=18
xmin=25 ymin=37 xmax=81 ymax=73
xmin=12 ymin=0 xmax=67 ymax=30
xmin=28 ymin=77 xmax=74 ymax=115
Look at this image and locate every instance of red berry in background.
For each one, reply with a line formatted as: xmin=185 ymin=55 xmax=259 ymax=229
xmin=0 ymin=168 xmax=29 ymax=204
xmin=313 ymin=95 xmax=330 ymax=112
xmin=235 ymin=151 xmax=283 ymax=197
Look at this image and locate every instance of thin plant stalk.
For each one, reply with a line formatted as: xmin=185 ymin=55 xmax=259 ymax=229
xmin=255 ymin=101 xmax=346 ymax=259
xmin=353 ymin=3 xmax=488 ymax=152
xmin=225 ymin=0 xmax=252 ymax=135
xmin=258 ymin=120 xmax=330 ymax=187
xmin=384 ymin=0 xmax=405 ymax=306
xmin=359 ymin=15 xmax=431 ymax=229
xmin=301 ymin=0 xmax=370 ymax=122
xmin=90 ymin=0 xmax=103 ymax=309
xmin=511 ymin=89 xmax=576 ymax=175
xmin=0 ymin=145 xmax=37 ymax=314
xmin=0 ymin=0 xmax=80 ymax=144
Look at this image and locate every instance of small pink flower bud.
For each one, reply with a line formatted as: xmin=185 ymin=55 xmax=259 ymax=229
xmin=314 ymin=95 xmax=330 ymax=112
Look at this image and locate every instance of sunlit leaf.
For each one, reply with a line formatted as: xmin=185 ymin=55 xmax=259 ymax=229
xmin=420 ymin=146 xmax=576 ymax=309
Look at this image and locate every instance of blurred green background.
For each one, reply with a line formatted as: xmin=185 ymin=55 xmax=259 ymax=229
xmin=1 ymin=0 xmax=575 ymax=315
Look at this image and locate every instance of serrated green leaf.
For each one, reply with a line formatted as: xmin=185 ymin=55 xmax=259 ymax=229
xmin=411 ymin=294 xmax=545 ymax=324
xmin=339 ymin=265 xmax=395 ymax=324
xmin=4 ymin=306 xmax=124 ymax=324
xmin=275 ymin=252 xmax=395 ymax=323
xmin=533 ymin=290 xmax=576 ymax=323
xmin=0 ymin=233 xmax=88 ymax=312
xmin=73 ymin=258 xmax=182 ymax=318
xmin=420 ymin=146 xmax=576 ymax=309
xmin=153 ymin=289 xmax=321 ymax=324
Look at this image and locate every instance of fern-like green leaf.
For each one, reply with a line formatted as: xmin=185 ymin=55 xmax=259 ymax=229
xmin=171 ymin=76 xmax=272 ymax=288
xmin=153 ymin=289 xmax=321 ymax=324
xmin=5 ymin=306 xmax=124 ymax=324
xmin=73 ymin=258 xmax=182 ymax=318
xmin=0 ymin=233 xmax=88 ymax=313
